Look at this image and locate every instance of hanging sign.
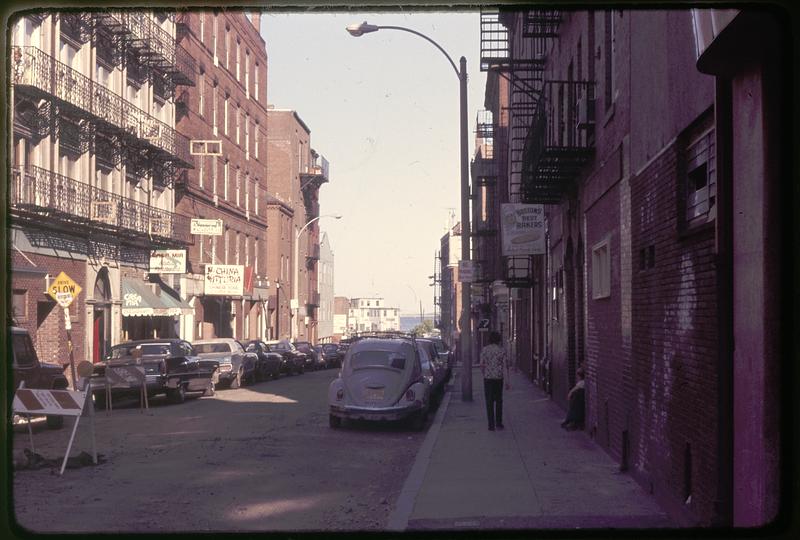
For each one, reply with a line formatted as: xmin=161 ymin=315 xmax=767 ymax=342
xmin=149 ymin=250 xmax=187 ymax=274
xmin=191 ymin=218 xmax=223 ymax=236
xmin=204 ymin=265 xmax=245 ymax=296
xmin=501 ymin=203 xmax=546 ymax=256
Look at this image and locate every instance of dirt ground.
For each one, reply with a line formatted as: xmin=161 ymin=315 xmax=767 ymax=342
xmin=9 ymin=369 xmax=427 ymax=533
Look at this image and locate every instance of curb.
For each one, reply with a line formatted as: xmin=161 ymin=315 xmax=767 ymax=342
xmin=386 ymin=384 xmax=454 ymax=531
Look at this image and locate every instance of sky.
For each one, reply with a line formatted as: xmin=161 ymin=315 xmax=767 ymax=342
xmin=260 ymin=10 xmax=486 ymax=317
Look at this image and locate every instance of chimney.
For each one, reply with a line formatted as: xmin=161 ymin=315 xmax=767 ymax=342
xmin=252 ymin=11 xmax=261 ymax=32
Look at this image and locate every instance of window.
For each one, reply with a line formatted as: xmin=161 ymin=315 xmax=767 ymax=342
xmin=211 ymin=156 xmax=218 ymax=194
xmin=592 ymin=240 xmax=611 ymax=299
xmin=254 ymin=62 xmax=259 ymax=102
xmin=245 ymin=235 xmax=250 ymax=266
xmin=224 ymin=26 xmax=230 ymax=67
xmin=254 ymin=123 xmax=260 ymax=159
xmin=235 ymin=231 xmax=240 ymax=265
xmin=198 ymin=155 xmax=204 ymax=189
xmin=245 ymin=174 xmax=250 ymax=211
xmin=254 ymin=238 xmax=260 ymax=276
xmin=224 ymin=160 xmax=229 ymax=200
xmin=223 ymin=95 xmax=229 ymax=136
xmin=198 ymin=69 xmax=205 ymax=116
xmin=235 ymin=167 xmax=241 ymax=206
xmin=212 ymin=81 xmax=218 ymax=134
xmin=224 ymin=229 xmax=230 ymax=264
xmin=12 ymin=290 xmax=27 ymax=321
xmin=245 ymin=50 xmax=250 ymax=97
xmin=212 ymin=14 xmax=217 ymax=63
xmin=254 ymin=183 xmax=259 ymax=214
xmin=245 ymin=114 xmax=250 ymax=159
xmin=199 ymin=13 xmax=204 ymax=44
xmin=235 ymin=39 xmax=240 ymax=80
xmin=685 ymin=129 xmax=716 ymax=225
xmin=235 ymin=105 xmax=241 ymax=144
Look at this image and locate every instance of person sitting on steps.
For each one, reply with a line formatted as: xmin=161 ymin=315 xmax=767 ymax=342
xmin=561 ymin=366 xmax=586 ymax=431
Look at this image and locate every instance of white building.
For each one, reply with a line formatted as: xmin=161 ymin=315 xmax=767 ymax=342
xmin=347 ymin=297 xmax=400 ymax=334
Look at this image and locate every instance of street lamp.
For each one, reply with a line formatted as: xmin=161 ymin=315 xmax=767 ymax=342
xmin=292 ymin=214 xmax=342 ymax=340
xmin=347 ymin=20 xmax=473 ymax=401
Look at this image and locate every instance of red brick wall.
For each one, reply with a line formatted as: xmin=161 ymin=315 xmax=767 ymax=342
xmin=630 ymin=143 xmax=719 ymax=525
xmin=584 ymin=184 xmax=625 ymax=458
xmin=11 ymin=251 xmax=86 ymax=367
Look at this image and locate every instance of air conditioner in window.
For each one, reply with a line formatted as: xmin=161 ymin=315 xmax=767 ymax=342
xmin=576 ymin=97 xmax=596 ymax=129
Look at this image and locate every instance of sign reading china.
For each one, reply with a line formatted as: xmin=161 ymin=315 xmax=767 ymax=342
xmin=191 ymin=218 xmax=223 ymax=236
xmin=149 ymin=249 xmax=187 ymax=274
xmin=204 ymin=265 xmax=244 ymax=296
xmin=501 ymin=203 xmax=545 ymax=256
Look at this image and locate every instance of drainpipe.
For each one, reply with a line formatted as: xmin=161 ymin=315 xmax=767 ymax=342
xmin=713 ymin=77 xmax=733 ymax=527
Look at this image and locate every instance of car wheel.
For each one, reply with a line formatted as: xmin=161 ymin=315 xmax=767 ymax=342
xmin=329 ymin=414 xmax=341 ymax=429
xmin=203 ymin=380 xmax=215 ymax=397
xmin=231 ymin=367 xmax=243 ymax=389
xmin=168 ymin=384 xmax=186 ymax=404
xmin=46 ymin=415 xmax=64 ymax=429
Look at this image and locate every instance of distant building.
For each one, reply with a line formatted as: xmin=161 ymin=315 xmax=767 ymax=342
xmin=438 ymin=222 xmax=462 ymax=348
xmin=317 ymin=233 xmax=335 ymax=340
xmin=347 ymin=297 xmax=400 ymax=334
xmin=332 ymin=296 xmax=349 ymax=341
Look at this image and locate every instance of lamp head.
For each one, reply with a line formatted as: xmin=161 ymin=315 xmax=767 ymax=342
xmin=346 ymin=21 xmax=379 ymax=37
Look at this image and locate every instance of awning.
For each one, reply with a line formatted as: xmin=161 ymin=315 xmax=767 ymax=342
xmin=122 ymin=278 xmax=193 ymax=317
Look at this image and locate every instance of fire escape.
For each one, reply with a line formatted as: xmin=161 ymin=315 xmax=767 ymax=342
xmin=10 ymin=12 xmax=196 ymax=252
xmin=301 ymin=151 xmax=329 ymax=315
xmin=480 ymin=8 xmax=560 ymax=287
xmin=470 ymin=109 xmax=498 ymax=287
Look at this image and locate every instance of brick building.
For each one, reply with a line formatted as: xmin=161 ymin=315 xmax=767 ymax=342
xmin=474 ymin=8 xmax=786 ymax=526
xmin=9 ymin=11 xmax=194 ymax=373
xmin=265 ymin=109 xmax=329 ymax=342
xmin=173 ymin=10 xmax=270 ymax=341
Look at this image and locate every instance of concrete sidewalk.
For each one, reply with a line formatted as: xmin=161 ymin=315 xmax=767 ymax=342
xmin=391 ymin=366 xmax=675 ymax=531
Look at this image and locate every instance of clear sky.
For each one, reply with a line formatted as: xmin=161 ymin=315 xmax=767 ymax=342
xmin=260 ymin=10 xmax=486 ymax=316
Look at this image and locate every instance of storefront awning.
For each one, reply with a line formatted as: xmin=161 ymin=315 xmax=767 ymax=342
xmin=122 ymin=278 xmax=193 ymax=317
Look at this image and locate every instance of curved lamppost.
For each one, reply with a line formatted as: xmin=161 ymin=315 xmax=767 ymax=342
xmin=292 ymin=214 xmax=342 ymax=340
xmin=346 ymin=21 xmax=473 ymax=401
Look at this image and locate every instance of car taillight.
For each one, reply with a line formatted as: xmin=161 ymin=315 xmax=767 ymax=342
xmin=336 ymin=389 xmax=344 ymax=400
xmin=405 ymin=388 xmax=415 ymax=401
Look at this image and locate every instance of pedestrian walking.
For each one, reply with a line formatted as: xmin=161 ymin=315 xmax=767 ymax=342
xmin=479 ymin=331 xmax=511 ymax=431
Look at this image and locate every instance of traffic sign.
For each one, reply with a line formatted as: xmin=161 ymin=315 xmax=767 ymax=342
xmin=48 ymin=271 xmax=82 ymax=308
xmin=478 ymin=318 xmax=490 ymax=331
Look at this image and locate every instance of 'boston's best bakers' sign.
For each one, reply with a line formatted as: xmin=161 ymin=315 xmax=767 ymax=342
xmin=204 ymin=265 xmax=245 ymax=296
xmin=501 ymin=203 xmax=545 ymax=256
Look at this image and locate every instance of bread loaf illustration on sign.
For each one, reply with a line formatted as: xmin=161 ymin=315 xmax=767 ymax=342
xmin=511 ymin=230 xmax=542 ymax=244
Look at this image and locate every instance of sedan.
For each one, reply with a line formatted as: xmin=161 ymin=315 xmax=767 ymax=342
xmin=264 ymin=340 xmax=306 ymax=375
xmin=244 ymin=340 xmax=283 ymax=381
xmin=193 ymin=338 xmax=257 ymax=389
xmin=320 ymin=343 xmax=343 ymax=369
xmin=293 ymin=341 xmax=320 ymax=371
xmin=328 ymin=336 xmax=431 ymax=430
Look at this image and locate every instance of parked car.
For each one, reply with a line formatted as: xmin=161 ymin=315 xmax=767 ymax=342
xmin=320 ymin=343 xmax=343 ymax=369
xmin=244 ymin=340 xmax=283 ymax=381
xmin=293 ymin=341 xmax=320 ymax=371
xmin=10 ymin=326 xmax=70 ymax=429
xmin=424 ymin=337 xmax=454 ymax=382
xmin=416 ymin=338 xmax=448 ymax=398
xmin=311 ymin=345 xmax=328 ymax=369
xmin=93 ymin=339 xmax=219 ymax=406
xmin=328 ymin=335 xmax=431 ymax=430
xmin=193 ymin=338 xmax=257 ymax=389
xmin=265 ymin=340 xmax=306 ymax=375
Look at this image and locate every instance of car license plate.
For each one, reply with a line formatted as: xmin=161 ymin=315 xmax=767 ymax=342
xmin=365 ymin=388 xmax=384 ymax=401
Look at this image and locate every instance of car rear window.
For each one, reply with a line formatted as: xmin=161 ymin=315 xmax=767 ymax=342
xmin=109 ymin=344 xmax=171 ymax=358
xmin=194 ymin=343 xmax=232 ymax=354
xmin=323 ymin=344 xmax=338 ymax=352
xmin=351 ymin=350 xmax=407 ymax=370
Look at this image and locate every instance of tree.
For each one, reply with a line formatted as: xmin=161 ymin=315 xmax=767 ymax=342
xmin=411 ymin=319 xmax=436 ymax=336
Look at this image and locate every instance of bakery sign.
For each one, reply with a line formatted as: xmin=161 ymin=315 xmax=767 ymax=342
xmin=204 ymin=265 xmax=244 ymax=296
xmin=501 ymin=203 xmax=545 ymax=255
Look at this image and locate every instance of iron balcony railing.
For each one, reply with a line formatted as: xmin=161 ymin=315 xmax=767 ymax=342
xmin=521 ymin=80 xmax=596 ymax=203
xmin=10 ymin=165 xmax=191 ymax=245
xmin=95 ymin=11 xmax=195 ymax=85
xmin=11 ymin=46 xmax=193 ymax=168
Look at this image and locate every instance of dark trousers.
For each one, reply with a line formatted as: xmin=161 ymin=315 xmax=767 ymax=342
xmin=563 ymin=388 xmax=585 ymax=427
xmin=484 ymin=378 xmax=504 ymax=428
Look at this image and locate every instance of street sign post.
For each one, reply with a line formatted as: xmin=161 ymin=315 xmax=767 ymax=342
xmin=47 ymin=272 xmax=82 ymax=390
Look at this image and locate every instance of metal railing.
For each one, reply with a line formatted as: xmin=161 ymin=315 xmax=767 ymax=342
xmin=10 ymin=166 xmax=191 ymax=244
xmin=528 ymin=80 xmax=596 ymax=154
xmin=95 ymin=11 xmax=195 ymax=85
xmin=11 ymin=46 xmax=192 ymax=167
